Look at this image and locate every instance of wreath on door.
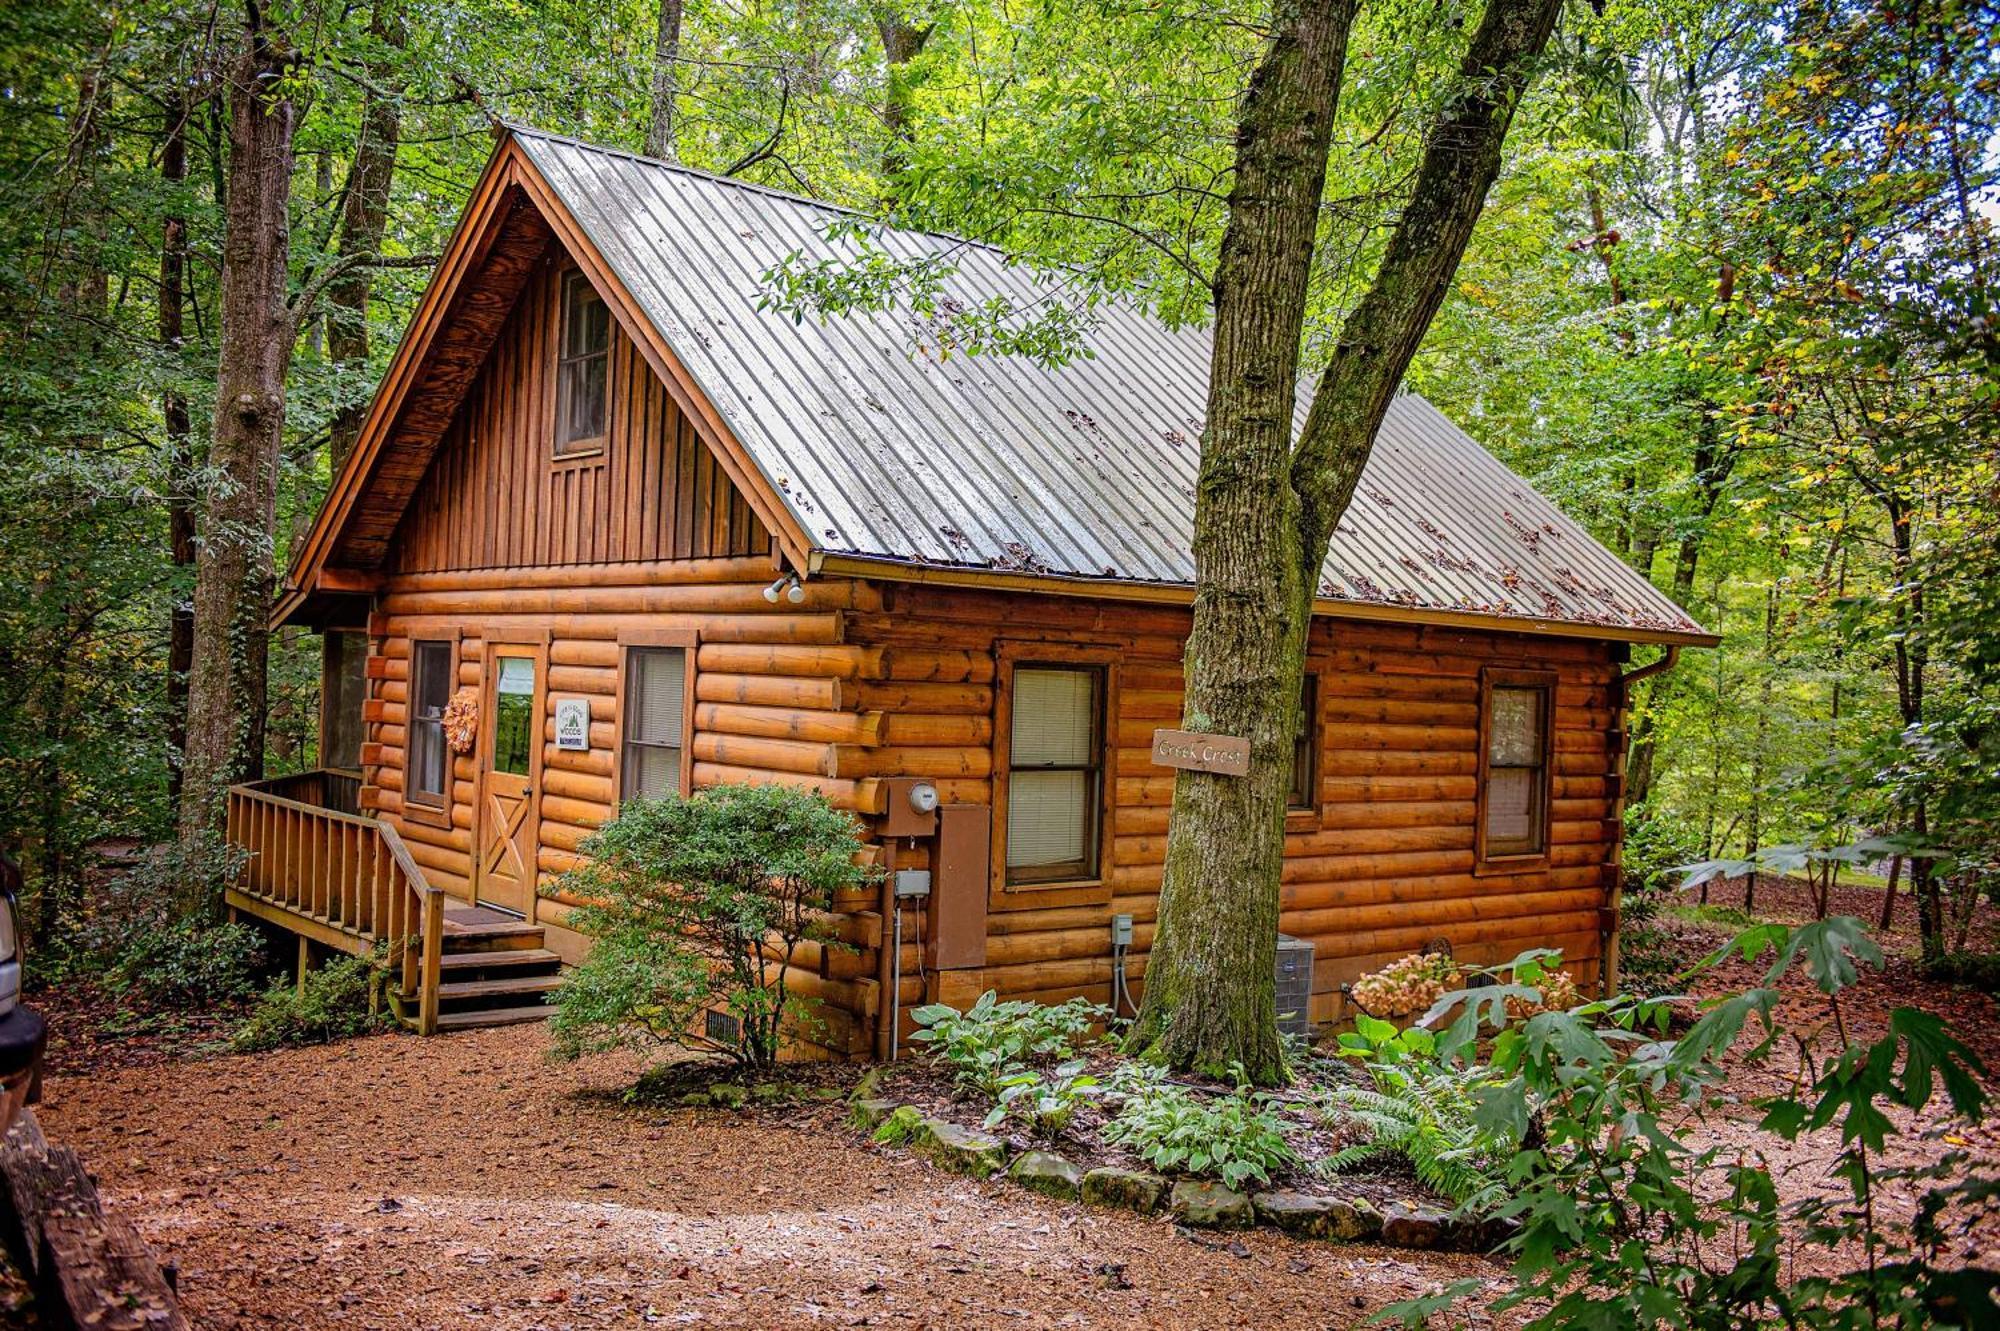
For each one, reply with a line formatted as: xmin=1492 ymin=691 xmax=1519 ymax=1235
xmin=442 ymin=687 xmax=480 ymax=755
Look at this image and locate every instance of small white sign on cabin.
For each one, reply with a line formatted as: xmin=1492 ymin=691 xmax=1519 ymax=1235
xmin=553 ymin=696 xmax=592 ymax=751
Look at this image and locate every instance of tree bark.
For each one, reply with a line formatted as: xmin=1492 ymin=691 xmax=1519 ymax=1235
xmin=326 ymin=0 xmax=404 ymax=469
xmin=177 ymin=10 xmax=301 ymax=864
xmin=1133 ymin=0 xmax=1562 ymax=1083
xmin=162 ymin=90 xmax=196 ymax=803
xmin=875 ymin=10 xmax=933 ymax=196
xmin=1128 ymin=0 xmax=1358 ymax=1083
xmin=646 ymin=0 xmax=684 ymax=162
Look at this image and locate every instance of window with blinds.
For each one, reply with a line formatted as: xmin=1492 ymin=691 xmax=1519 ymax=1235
xmin=1005 ymin=665 xmax=1103 ymax=884
xmin=555 ymin=269 xmax=610 ymax=455
xmin=408 ymin=640 xmax=451 ymax=805
xmin=1289 ymin=673 xmax=1318 ymax=810
xmin=1481 ymin=675 xmax=1552 ymax=860
xmin=622 ymin=646 xmax=687 ymax=800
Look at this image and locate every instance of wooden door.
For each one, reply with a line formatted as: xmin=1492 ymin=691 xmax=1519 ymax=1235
xmin=475 ymin=648 xmax=541 ymax=915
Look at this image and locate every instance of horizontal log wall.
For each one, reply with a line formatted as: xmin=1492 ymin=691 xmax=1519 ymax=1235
xmin=846 ymin=583 xmax=1622 ymax=1031
xmin=392 ymin=254 xmax=768 ymax=573
xmin=360 ymin=558 xmax=888 ymax=1057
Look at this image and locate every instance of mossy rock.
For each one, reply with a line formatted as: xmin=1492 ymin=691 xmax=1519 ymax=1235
xmin=1169 ymin=1180 xmax=1255 ymax=1229
xmin=849 ymin=1066 xmax=885 ymax=1102
xmin=1252 ymin=1191 xmax=1382 ymax=1242
xmin=750 ymin=1082 xmax=793 ymax=1104
xmin=848 ymin=1097 xmax=901 ymax=1132
xmin=1009 ymin=1151 xmax=1084 ymax=1200
xmin=871 ymin=1105 xmax=931 ymax=1146
xmin=1080 ymin=1166 xmax=1167 ymax=1214
xmin=707 ymin=1083 xmax=750 ymax=1109
xmin=918 ymin=1119 xmax=1008 ymax=1178
xmin=676 ymin=1090 xmax=714 ymax=1108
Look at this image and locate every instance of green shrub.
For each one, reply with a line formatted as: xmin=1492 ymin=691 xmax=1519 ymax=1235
xmin=1618 ymin=805 xmax=1705 ymax=994
xmin=230 ymin=954 xmax=386 ymax=1052
xmin=546 ymin=784 xmax=871 ymax=1069
xmin=909 ymin=991 xmax=1110 ymax=1096
xmin=108 ymin=918 xmax=264 ymax=1010
xmin=1385 ymin=926 xmax=1996 ymax=1330
xmin=1100 ymin=1081 xmax=1299 ymax=1190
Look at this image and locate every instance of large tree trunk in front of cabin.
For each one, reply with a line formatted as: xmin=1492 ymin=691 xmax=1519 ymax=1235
xmin=1133 ymin=0 xmax=1564 ymax=1084
xmin=646 ymin=0 xmax=684 ymax=161
xmin=1127 ymin=0 xmax=1356 ymax=1084
xmin=326 ymin=0 xmax=404 ymax=468
xmin=178 ymin=16 xmax=301 ymax=867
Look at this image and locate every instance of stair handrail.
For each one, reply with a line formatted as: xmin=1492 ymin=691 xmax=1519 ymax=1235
xmin=377 ymin=821 xmax=445 ymax=1035
xmin=225 ymin=772 xmax=446 ymax=1035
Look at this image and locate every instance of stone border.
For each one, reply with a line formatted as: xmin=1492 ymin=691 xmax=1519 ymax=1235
xmin=846 ymin=1093 xmax=1504 ymax=1253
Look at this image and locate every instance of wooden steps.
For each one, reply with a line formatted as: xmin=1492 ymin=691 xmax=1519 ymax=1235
xmin=406 ymin=907 xmax=564 ymax=1030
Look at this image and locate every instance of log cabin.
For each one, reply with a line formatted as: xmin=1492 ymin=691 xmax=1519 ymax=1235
xmin=225 ymin=124 xmax=1714 ymax=1049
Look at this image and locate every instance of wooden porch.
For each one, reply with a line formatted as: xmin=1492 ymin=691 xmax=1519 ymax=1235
xmin=224 ymin=772 xmax=563 ymax=1033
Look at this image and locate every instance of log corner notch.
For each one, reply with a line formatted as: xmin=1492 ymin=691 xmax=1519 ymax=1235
xmin=0 ymin=1110 xmax=189 ymax=1330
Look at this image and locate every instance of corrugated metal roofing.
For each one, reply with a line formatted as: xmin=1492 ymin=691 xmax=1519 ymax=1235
xmin=514 ymin=127 xmax=1708 ymax=642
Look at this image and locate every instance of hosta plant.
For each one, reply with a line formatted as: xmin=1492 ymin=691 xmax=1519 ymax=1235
xmin=983 ymin=1058 xmax=1102 ymax=1138
xmin=1100 ymin=1080 xmax=1299 ymax=1191
xmin=909 ymin=991 xmax=1110 ymax=1097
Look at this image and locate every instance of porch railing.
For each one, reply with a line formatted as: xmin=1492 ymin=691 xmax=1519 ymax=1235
xmin=224 ymin=772 xmax=445 ymax=1033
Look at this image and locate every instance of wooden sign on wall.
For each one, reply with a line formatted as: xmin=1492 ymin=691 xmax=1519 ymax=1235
xmin=1150 ymin=728 xmax=1251 ymax=777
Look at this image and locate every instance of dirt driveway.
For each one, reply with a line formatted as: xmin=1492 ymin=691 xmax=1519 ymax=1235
xmin=37 ymin=1027 xmax=1503 ymax=1330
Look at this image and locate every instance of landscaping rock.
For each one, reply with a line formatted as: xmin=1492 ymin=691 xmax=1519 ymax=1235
xmin=676 ymin=1090 xmax=713 ymax=1108
xmin=1009 ymin=1151 xmax=1084 ymax=1200
xmin=1080 ymin=1167 xmax=1167 ymax=1214
xmin=1380 ymin=1203 xmax=1451 ymax=1249
xmin=706 ymin=1083 xmax=749 ymax=1109
xmin=919 ymin=1119 xmax=1008 ymax=1178
xmin=847 ymin=1097 xmax=900 ymax=1132
xmin=1169 ymin=1180 xmax=1255 ymax=1229
xmin=1252 ymin=1191 xmax=1382 ymax=1242
xmin=872 ymin=1105 xmax=930 ymax=1145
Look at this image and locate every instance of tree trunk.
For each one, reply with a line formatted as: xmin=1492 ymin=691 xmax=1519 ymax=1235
xmin=1626 ymin=403 xmax=1737 ymax=806
xmin=326 ymin=0 xmax=404 ymax=469
xmin=1128 ymin=0 xmax=1358 ymax=1084
xmin=1133 ymin=0 xmax=1563 ymax=1083
xmin=646 ymin=0 xmax=684 ymax=162
xmin=162 ymin=90 xmax=196 ymax=804
xmin=876 ymin=10 xmax=933 ymax=195
xmin=177 ymin=13 xmax=301 ymax=865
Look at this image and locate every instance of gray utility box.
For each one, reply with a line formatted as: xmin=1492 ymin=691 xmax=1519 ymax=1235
xmin=1275 ymin=933 xmax=1315 ymax=1039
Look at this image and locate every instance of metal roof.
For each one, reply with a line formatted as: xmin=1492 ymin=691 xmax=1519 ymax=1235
xmin=514 ymin=127 xmax=1709 ymax=643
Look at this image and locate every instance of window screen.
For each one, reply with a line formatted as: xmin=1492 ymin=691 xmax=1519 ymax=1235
xmin=555 ymin=269 xmax=610 ymax=454
xmin=623 ymin=647 xmax=687 ymax=800
xmin=1483 ymin=684 xmax=1549 ymax=856
xmin=1006 ymin=666 xmax=1103 ymax=883
xmin=322 ymin=631 xmax=367 ymax=772
xmin=409 ymin=640 xmax=451 ymax=805
xmin=1288 ymin=673 xmax=1318 ymax=810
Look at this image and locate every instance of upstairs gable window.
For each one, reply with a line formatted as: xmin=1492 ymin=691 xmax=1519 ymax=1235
xmin=555 ymin=269 xmax=610 ymax=455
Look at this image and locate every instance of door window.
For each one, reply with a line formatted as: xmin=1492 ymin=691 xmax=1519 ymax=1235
xmin=492 ymin=656 xmax=536 ymax=776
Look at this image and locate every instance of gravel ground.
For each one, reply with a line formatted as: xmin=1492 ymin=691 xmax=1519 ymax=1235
xmin=36 ymin=1027 xmax=1510 ymax=1330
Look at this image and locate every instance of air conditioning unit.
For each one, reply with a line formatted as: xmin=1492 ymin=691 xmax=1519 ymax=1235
xmin=1275 ymin=933 xmax=1315 ymax=1039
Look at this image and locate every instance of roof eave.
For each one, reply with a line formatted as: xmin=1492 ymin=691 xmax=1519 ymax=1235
xmin=810 ymin=551 xmax=1721 ymax=648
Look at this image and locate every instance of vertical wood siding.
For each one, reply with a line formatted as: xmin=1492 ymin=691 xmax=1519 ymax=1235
xmin=391 ymin=257 xmax=768 ymax=573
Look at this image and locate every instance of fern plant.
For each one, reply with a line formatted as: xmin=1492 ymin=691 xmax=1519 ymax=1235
xmin=1322 ymin=1065 xmax=1511 ymax=1206
xmin=1322 ymin=1012 xmax=1514 ymax=1206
